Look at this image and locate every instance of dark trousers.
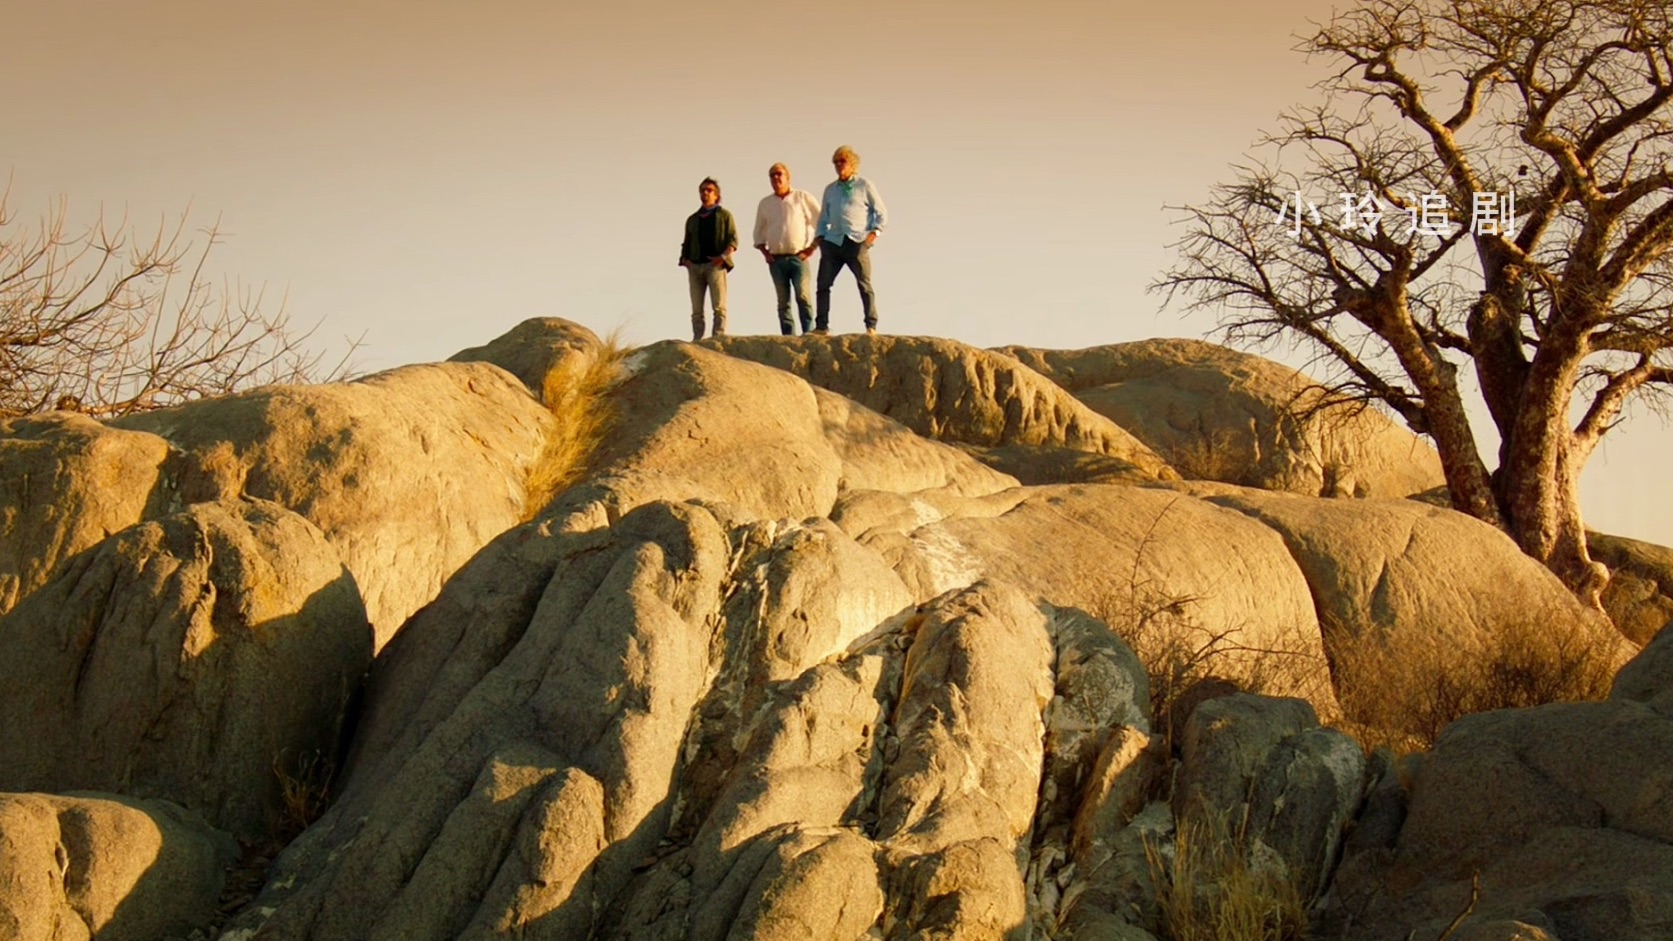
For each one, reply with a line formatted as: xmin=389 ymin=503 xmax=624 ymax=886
xmin=814 ymin=237 xmax=877 ymax=331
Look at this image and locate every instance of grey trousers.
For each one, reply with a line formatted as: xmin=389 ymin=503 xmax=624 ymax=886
xmin=687 ymin=262 xmax=728 ymax=340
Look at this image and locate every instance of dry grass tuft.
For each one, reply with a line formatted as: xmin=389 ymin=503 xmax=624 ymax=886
xmin=1330 ymin=606 xmax=1621 ymax=753
xmin=1146 ymin=811 xmax=1311 ymax=941
xmin=522 ymin=335 xmax=629 ymax=519
xmin=273 ymin=748 xmax=335 ymax=843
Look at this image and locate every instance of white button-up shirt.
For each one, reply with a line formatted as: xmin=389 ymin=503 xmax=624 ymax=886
xmin=752 ymin=189 xmax=822 ymax=254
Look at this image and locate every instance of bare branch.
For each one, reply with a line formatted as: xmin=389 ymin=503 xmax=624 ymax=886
xmin=0 ymin=189 xmax=357 ymax=418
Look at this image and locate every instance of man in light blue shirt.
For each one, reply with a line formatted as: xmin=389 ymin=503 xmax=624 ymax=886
xmin=813 ymin=145 xmax=887 ymax=335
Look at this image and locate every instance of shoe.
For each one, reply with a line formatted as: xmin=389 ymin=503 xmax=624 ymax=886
xmin=866 ymin=327 xmax=878 ymax=335
xmin=812 ymin=328 xmax=830 ymax=336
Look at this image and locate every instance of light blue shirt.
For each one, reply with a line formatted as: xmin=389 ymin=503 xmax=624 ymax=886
xmin=816 ymin=175 xmax=888 ymax=244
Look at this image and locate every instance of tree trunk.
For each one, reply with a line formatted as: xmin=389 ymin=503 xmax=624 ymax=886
xmin=1371 ymin=301 xmax=1504 ymax=529
xmin=1496 ymin=435 xmax=1606 ymax=605
xmin=1396 ymin=352 xmax=1501 ymax=529
xmin=1494 ymin=349 xmax=1608 ymax=605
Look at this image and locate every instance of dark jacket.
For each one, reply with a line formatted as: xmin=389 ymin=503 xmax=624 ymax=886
xmin=681 ymin=206 xmax=738 ymax=270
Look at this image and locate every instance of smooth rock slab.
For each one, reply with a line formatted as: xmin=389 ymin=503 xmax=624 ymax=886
xmin=114 ymin=361 xmax=556 ymax=647
xmin=1000 ymin=338 xmax=1442 ymax=497
xmin=0 ymin=791 xmax=235 ymax=941
xmin=0 ymin=499 xmax=371 ymax=840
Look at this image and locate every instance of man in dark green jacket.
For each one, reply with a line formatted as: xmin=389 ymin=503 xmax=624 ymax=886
xmin=679 ymin=178 xmax=738 ymax=340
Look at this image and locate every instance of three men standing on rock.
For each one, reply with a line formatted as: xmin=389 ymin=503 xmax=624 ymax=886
xmin=679 ymin=177 xmax=738 ymax=341
xmin=814 ymin=146 xmax=887 ymax=336
xmin=751 ymin=163 xmax=821 ymax=336
xmin=683 ymin=147 xmax=887 ymax=340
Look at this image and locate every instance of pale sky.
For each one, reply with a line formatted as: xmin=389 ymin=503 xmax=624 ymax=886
xmin=7 ymin=0 xmax=1669 ymax=547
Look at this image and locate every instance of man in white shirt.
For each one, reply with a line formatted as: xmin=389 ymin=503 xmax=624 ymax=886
xmin=752 ymin=163 xmax=822 ymax=335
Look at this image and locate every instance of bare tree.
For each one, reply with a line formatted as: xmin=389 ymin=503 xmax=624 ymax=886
xmin=0 ymin=186 xmax=354 ymax=419
xmin=1157 ymin=0 xmax=1673 ymax=603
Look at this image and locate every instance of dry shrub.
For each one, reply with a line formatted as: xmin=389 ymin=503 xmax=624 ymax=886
xmin=1331 ymin=606 xmax=1621 ymax=753
xmin=1100 ymin=579 xmax=1332 ymax=744
xmin=0 ymin=190 xmax=361 ymax=417
xmin=1156 ymin=419 xmax=1254 ymax=484
xmin=1146 ymin=811 xmax=1310 ymax=941
xmin=522 ymin=334 xmax=628 ymax=519
xmin=273 ymin=748 xmax=334 ymax=843
xmin=1092 ymin=499 xmax=1333 ymax=738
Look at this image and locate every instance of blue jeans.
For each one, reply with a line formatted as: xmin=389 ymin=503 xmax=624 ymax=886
xmin=815 ymin=237 xmax=876 ymax=331
xmin=768 ymin=254 xmax=814 ymax=334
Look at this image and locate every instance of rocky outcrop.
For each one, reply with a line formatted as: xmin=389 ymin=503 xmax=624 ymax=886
xmin=1312 ymin=643 xmax=1673 ymax=939
xmin=1173 ymin=694 xmax=1364 ymax=895
xmin=959 ymin=443 xmax=1159 ymax=487
xmin=1611 ymin=618 xmax=1673 ymax=712
xmin=449 ymin=316 xmax=604 ymax=400
xmin=814 ymin=386 xmax=1021 ymax=498
xmin=1590 ymin=530 xmax=1673 ymax=644
xmin=543 ymin=342 xmax=1019 ymax=534
xmin=0 ymin=499 xmax=371 ymax=839
xmin=1319 ymin=694 xmax=1673 ymax=940
xmin=228 ymin=500 xmax=734 ymax=941
xmin=6 ymin=318 xmax=1668 ymax=941
xmin=0 ymin=413 xmax=170 ymax=615
xmin=1000 ymin=338 xmax=1443 ymax=497
xmin=839 ymin=483 xmax=1339 ymax=714
xmin=214 ymin=494 xmax=1165 ymax=941
xmin=1199 ymin=489 xmax=1631 ymax=730
xmin=708 ymin=334 xmax=1176 ymax=480
xmin=0 ymin=792 xmax=235 ymax=941
xmin=112 ymin=361 xmax=559 ymax=647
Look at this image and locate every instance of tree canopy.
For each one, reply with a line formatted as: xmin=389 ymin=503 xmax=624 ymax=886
xmin=1158 ymin=0 xmax=1673 ymax=601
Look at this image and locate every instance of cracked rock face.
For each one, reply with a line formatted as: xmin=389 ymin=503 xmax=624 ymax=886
xmin=709 ymin=334 xmax=1177 ymax=481
xmin=0 ymin=319 xmax=1653 ymax=941
xmin=1320 ymin=697 xmax=1673 ymax=941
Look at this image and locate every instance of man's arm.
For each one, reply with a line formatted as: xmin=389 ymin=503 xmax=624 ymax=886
xmin=814 ymin=186 xmax=832 ymax=242
xmin=798 ymin=192 xmax=819 ymax=256
xmin=711 ymin=210 xmax=739 ymax=266
xmin=752 ymin=200 xmax=769 ymax=257
xmin=754 ymin=208 xmax=772 ymax=260
xmin=867 ymin=183 xmax=888 ymax=245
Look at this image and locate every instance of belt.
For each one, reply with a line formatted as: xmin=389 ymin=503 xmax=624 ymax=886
xmin=770 ymin=250 xmax=809 ymax=258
